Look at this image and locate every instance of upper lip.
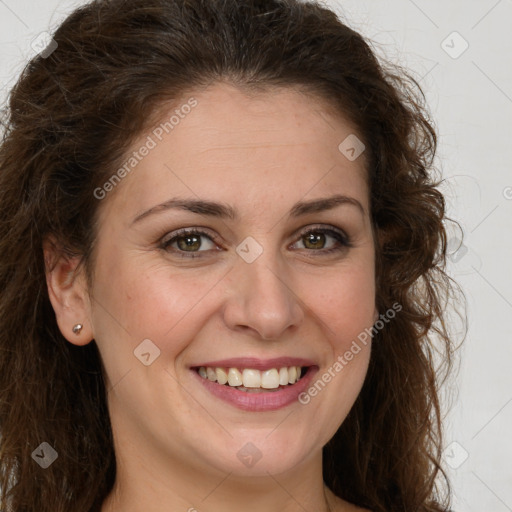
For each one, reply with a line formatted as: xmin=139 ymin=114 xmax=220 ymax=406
xmin=191 ymin=357 xmax=316 ymax=371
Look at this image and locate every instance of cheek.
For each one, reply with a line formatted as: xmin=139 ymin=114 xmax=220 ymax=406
xmin=294 ymin=265 xmax=374 ymax=446
xmin=310 ymin=262 xmax=376 ymax=345
xmin=90 ymin=249 xmax=227 ymax=357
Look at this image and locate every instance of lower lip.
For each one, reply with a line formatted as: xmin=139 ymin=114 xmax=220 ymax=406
xmin=191 ymin=367 xmax=318 ymax=411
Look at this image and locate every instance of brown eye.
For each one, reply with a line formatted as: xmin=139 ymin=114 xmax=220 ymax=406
xmin=291 ymin=227 xmax=351 ymax=254
xmin=302 ymin=232 xmax=326 ymax=250
xmin=162 ymin=229 xmax=217 ymax=255
xmin=176 ymin=234 xmax=202 ymax=251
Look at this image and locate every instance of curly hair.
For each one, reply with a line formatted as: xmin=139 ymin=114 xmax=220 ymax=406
xmin=0 ymin=0 xmax=460 ymax=510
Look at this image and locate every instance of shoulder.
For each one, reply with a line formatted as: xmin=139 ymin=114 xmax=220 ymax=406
xmin=336 ymin=501 xmax=372 ymax=512
xmin=341 ymin=503 xmax=372 ymax=512
xmin=324 ymin=486 xmax=372 ymax=512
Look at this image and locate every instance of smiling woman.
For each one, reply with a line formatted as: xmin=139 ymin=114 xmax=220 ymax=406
xmin=0 ymin=1 xmax=459 ymax=511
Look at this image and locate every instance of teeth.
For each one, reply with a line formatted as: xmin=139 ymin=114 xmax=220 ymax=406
xmin=215 ymin=367 xmax=228 ymax=385
xmin=227 ymin=368 xmax=243 ymax=386
xmin=197 ymin=365 xmax=304 ymax=389
xmin=206 ymin=367 xmax=217 ymax=381
xmin=279 ymin=367 xmax=289 ymax=386
xmin=243 ymin=369 xmax=261 ymax=388
xmin=261 ymin=369 xmax=280 ymax=389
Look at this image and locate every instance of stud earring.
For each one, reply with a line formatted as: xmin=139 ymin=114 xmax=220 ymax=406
xmin=72 ymin=323 xmax=83 ymax=335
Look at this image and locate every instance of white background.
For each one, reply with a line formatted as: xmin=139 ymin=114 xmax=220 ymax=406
xmin=1 ymin=1 xmax=511 ymax=510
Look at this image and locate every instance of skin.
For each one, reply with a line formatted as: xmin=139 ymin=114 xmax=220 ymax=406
xmin=45 ymin=83 xmax=375 ymax=512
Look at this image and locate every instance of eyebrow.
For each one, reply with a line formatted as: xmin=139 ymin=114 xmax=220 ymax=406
xmin=131 ymin=194 xmax=365 ymax=225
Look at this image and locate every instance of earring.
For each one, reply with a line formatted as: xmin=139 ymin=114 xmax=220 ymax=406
xmin=72 ymin=323 xmax=83 ymax=335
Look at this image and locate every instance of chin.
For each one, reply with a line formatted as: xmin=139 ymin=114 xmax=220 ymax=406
xmin=195 ymin=428 xmax=318 ymax=478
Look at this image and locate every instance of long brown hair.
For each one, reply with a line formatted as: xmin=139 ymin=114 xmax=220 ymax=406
xmin=0 ymin=0 xmax=461 ymax=510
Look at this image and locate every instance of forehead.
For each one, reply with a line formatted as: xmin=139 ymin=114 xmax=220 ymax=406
xmin=173 ymin=83 xmax=361 ymax=152
xmin=98 ymin=83 xmax=369 ymax=222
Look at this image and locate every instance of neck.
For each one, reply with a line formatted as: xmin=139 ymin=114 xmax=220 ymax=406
xmin=101 ymin=440 xmax=335 ymax=512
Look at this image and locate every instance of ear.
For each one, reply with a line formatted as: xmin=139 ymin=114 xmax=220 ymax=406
xmin=373 ymin=308 xmax=379 ymax=324
xmin=43 ymin=238 xmax=93 ymax=346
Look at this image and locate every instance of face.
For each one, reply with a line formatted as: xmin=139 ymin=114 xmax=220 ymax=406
xmin=61 ymin=83 xmax=377 ymax=481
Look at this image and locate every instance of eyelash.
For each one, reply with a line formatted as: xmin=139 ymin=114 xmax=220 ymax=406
xmin=160 ymin=225 xmax=352 ymax=259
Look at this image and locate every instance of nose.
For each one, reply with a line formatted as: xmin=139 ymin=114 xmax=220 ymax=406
xmin=222 ymin=250 xmax=304 ymax=340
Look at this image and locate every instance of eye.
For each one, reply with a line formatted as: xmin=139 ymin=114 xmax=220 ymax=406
xmin=291 ymin=226 xmax=350 ymax=254
xmin=159 ymin=225 xmax=351 ymax=259
xmin=161 ymin=228 xmax=218 ymax=256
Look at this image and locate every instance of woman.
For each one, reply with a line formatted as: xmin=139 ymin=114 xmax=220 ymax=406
xmin=0 ymin=0 xmax=459 ymax=510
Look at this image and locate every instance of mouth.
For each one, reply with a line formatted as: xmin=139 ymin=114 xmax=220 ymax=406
xmin=194 ymin=365 xmax=308 ymax=392
xmin=190 ymin=358 xmax=317 ymax=411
